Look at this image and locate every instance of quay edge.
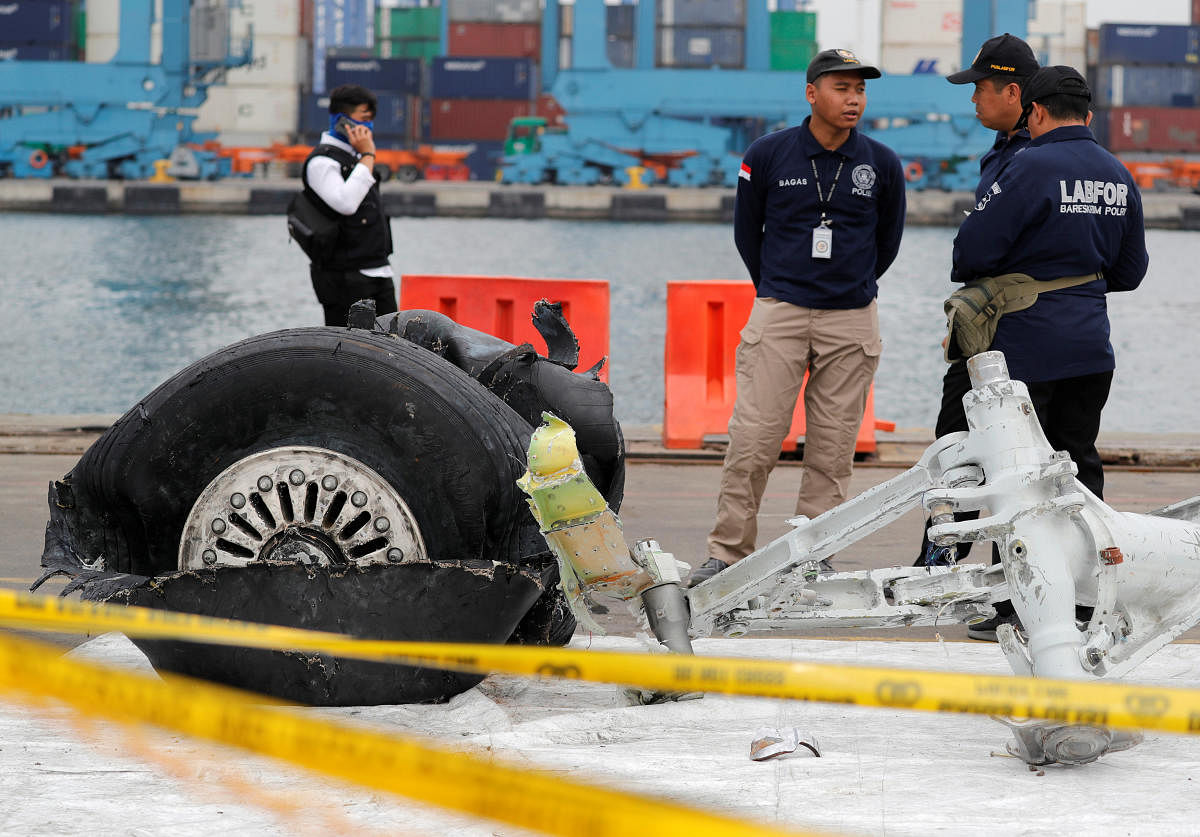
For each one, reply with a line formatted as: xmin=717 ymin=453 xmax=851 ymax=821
xmin=3 ymin=179 xmax=1200 ymax=229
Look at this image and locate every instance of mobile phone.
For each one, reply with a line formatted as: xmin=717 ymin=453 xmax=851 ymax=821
xmin=334 ymin=116 xmax=354 ymax=136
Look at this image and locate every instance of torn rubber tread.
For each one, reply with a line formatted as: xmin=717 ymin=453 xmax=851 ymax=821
xmin=52 ymin=328 xmax=537 ymax=579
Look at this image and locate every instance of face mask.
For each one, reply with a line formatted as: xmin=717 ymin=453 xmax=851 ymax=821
xmin=329 ymin=114 xmax=374 ymax=140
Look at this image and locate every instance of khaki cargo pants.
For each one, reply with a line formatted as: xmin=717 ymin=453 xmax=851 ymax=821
xmin=707 ymin=297 xmax=881 ymax=566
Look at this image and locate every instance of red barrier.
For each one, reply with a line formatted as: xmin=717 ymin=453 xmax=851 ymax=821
xmin=400 ymin=274 xmax=610 ymax=380
xmin=663 ymin=280 xmax=895 ymax=452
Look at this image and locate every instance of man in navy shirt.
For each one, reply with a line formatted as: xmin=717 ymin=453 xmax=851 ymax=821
xmin=690 ymin=48 xmax=906 ymax=587
xmin=946 ymin=66 xmax=1148 ymax=635
xmin=916 ymin=34 xmax=1039 ymax=573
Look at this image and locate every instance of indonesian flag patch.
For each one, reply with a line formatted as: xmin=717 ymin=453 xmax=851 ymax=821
xmin=739 ymin=162 xmax=751 ymax=182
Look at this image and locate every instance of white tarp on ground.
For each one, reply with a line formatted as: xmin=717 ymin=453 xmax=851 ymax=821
xmin=3 ymin=633 xmax=1200 ymax=836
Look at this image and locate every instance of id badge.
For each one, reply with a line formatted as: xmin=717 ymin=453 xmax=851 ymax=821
xmin=812 ymin=224 xmax=832 ymax=259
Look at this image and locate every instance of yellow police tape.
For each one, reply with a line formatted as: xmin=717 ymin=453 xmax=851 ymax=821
xmin=0 ymin=629 xmax=812 ymax=837
xmin=2 ymin=588 xmax=1200 ymax=735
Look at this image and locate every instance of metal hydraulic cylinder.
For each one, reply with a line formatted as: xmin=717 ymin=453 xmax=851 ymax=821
xmin=518 ymin=413 xmax=692 ymax=652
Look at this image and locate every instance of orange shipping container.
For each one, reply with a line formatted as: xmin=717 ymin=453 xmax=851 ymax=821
xmin=448 ymin=22 xmax=541 ymax=59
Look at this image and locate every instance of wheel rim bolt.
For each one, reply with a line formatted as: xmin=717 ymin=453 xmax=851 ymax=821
xmin=257 ymin=476 xmax=273 ymax=492
xmin=387 ymin=548 xmax=404 ymax=563
xmin=230 ymin=493 xmax=246 ymax=509
xmin=351 ymin=491 xmax=368 ymax=507
xmin=374 ymin=517 xmax=390 ymax=532
xmin=322 ymin=475 xmax=338 ymax=491
xmin=202 ymin=549 xmax=217 ymax=565
xmin=289 ymin=469 xmax=305 ymax=486
xmin=211 ymin=518 xmax=226 ymax=534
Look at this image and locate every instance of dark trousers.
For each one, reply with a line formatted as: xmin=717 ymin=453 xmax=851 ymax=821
xmin=916 ymin=361 xmax=1113 ymax=564
xmin=310 ymin=266 xmax=398 ymax=327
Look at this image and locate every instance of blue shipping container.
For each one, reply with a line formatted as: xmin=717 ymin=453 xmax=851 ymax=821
xmin=325 ymin=57 xmax=424 ymax=96
xmin=607 ymin=5 xmax=635 ymax=40
xmin=657 ymin=0 xmax=745 ymax=28
xmin=1094 ymin=64 xmax=1200 ymax=108
xmin=300 ymin=92 xmax=414 ymax=136
xmin=607 ymin=37 xmax=635 ymax=69
xmin=0 ymin=43 xmax=70 ymax=60
xmin=657 ymin=26 xmax=744 ymax=69
xmin=1097 ymin=23 xmax=1200 ymax=65
xmin=312 ymin=0 xmax=372 ymax=93
xmin=431 ymin=56 xmax=536 ymax=99
xmin=0 ymin=0 xmax=70 ymax=45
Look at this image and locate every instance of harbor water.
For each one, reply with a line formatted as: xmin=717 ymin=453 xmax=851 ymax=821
xmin=0 ymin=212 xmax=1195 ymax=434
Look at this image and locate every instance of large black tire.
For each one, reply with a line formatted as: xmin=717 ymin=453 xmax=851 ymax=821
xmin=45 ymin=327 xmax=555 ymax=704
xmin=57 ymin=328 xmax=537 ymax=577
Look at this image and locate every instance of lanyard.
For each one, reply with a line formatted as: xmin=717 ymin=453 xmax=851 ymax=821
xmin=811 ymin=157 xmax=844 ymax=225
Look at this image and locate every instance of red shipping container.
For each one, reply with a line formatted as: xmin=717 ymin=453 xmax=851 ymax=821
xmin=1106 ymin=107 xmax=1200 ymax=153
xmin=428 ymin=98 xmax=532 ymax=140
xmin=448 ymin=22 xmax=541 ymax=59
xmin=535 ymin=92 xmax=566 ymax=128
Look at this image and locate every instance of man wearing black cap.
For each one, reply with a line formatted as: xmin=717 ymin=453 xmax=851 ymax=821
xmin=915 ymin=34 xmax=1039 ymax=573
xmin=946 ymin=65 xmax=1148 ymax=634
xmin=690 ymin=48 xmax=906 ymax=587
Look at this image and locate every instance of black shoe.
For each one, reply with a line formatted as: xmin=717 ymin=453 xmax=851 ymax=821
xmin=968 ymin=611 xmax=1023 ymax=642
xmin=688 ymin=558 xmax=728 ymax=588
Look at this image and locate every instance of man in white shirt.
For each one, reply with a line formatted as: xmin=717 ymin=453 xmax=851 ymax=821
xmin=303 ymin=84 xmax=396 ymax=326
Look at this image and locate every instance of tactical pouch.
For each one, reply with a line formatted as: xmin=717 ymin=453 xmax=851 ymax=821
xmin=944 ymin=272 xmax=1101 ymax=361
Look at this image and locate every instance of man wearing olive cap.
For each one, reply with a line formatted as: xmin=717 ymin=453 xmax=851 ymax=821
xmin=691 ymin=48 xmax=906 ymax=587
xmin=951 ymin=65 xmax=1147 ymax=521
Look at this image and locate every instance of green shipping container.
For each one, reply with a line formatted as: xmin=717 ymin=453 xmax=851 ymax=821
xmin=769 ymin=39 xmax=817 ymax=71
xmin=376 ymin=7 xmax=441 ymax=40
xmin=376 ymin=38 xmax=442 ymax=61
xmin=770 ymin=11 xmax=816 ymax=43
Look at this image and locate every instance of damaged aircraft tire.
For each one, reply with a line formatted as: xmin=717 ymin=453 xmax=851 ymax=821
xmin=44 ymin=327 xmax=557 ymax=704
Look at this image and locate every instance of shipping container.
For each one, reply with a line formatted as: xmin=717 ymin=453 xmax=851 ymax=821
xmin=376 ymin=6 xmax=440 ymax=40
xmin=325 ymin=56 xmax=423 ymax=95
xmin=657 ymin=0 xmax=743 ymax=28
xmin=1097 ymin=23 xmax=1200 ymax=65
xmin=85 ymin=0 xmax=118 ymax=36
xmin=770 ymin=39 xmax=817 ymax=72
xmin=1094 ymin=64 xmax=1200 ymax=108
xmin=0 ymin=0 xmax=71 ymax=45
xmin=191 ymin=0 xmax=231 ymax=65
xmin=194 ymin=83 xmax=301 ymax=145
xmin=879 ymin=44 xmax=960 ymax=76
xmin=657 ymin=26 xmax=744 ymax=69
xmin=299 ymin=90 xmax=416 ymax=139
xmin=607 ymin=37 xmax=634 ymax=68
xmin=1090 ymin=108 xmax=1110 ymax=148
xmin=535 ymin=92 xmax=565 ymax=128
xmin=427 ymin=98 xmax=531 ymax=140
xmin=607 ymin=4 xmax=634 ymax=40
xmin=430 ymin=56 xmax=535 ymax=99
xmin=770 ymin=10 xmax=816 ymax=43
xmin=1104 ymin=107 xmax=1200 ymax=152
xmin=376 ymin=38 xmax=440 ymax=60
xmin=0 ymin=43 xmax=71 ymax=60
xmin=880 ymin=0 xmax=961 ymax=46
xmin=448 ymin=22 xmax=540 ymax=60
xmin=311 ymin=0 xmax=372 ymax=93
xmin=226 ymin=35 xmax=310 ymax=88
xmin=229 ymin=0 xmax=301 ymax=38
xmin=448 ymin=0 xmax=538 ymax=25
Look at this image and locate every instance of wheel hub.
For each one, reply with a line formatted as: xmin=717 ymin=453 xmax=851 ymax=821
xmin=178 ymin=446 xmax=427 ymax=570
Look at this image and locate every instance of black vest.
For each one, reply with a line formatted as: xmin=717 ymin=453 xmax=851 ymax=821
xmin=301 ymin=143 xmax=393 ymax=271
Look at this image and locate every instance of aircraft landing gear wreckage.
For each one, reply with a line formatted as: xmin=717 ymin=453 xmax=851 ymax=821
xmin=36 ymin=303 xmax=1200 ymax=767
xmin=517 ymin=351 xmax=1200 ymax=768
xmin=37 ymin=301 xmax=623 ymax=706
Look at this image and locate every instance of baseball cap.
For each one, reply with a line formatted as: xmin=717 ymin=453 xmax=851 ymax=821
xmin=806 ymin=48 xmax=882 ymax=84
xmin=947 ymin=33 xmax=1038 ymax=84
xmin=1014 ymin=65 xmax=1091 ymax=128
